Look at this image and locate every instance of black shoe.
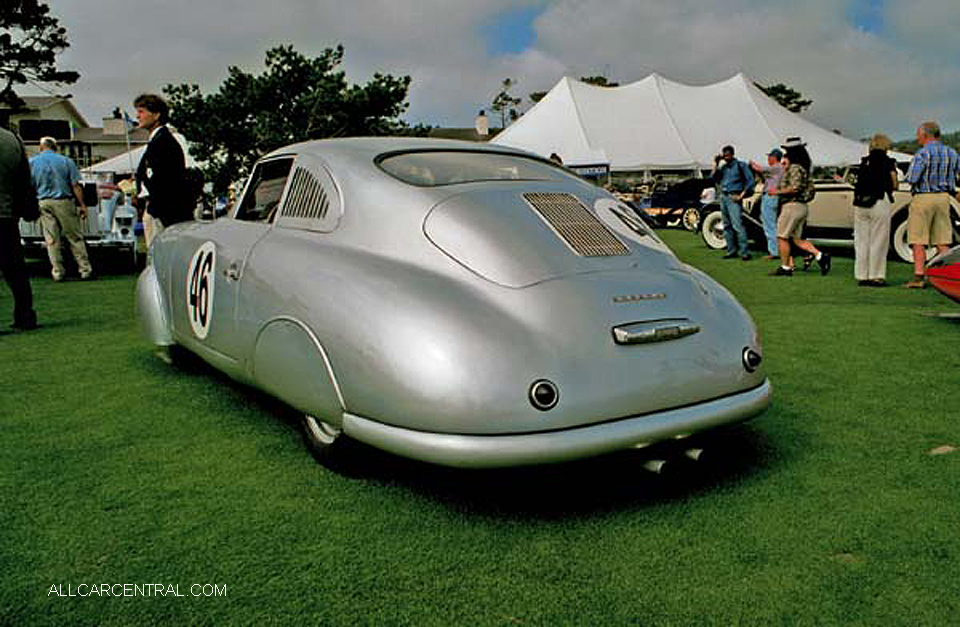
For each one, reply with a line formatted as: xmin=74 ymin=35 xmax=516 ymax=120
xmin=858 ymin=280 xmax=871 ymax=287
xmin=722 ymin=252 xmax=738 ymax=259
xmin=802 ymin=254 xmax=814 ymax=271
xmin=10 ymin=319 xmax=38 ymax=331
xmin=870 ymin=279 xmax=887 ymax=287
xmin=818 ymin=253 xmax=832 ymax=275
xmin=771 ymin=266 xmax=793 ymax=276
xmin=741 ymin=253 xmax=752 ymax=261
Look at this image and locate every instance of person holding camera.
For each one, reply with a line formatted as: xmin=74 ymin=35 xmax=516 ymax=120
xmin=711 ymin=145 xmax=755 ymax=260
xmin=750 ymin=148 xmax=785 ymax=259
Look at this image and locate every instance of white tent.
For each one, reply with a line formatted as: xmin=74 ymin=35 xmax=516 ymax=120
xmin=82 ymin=131 xmax=198 ymax=175
xmin=494 ymin=73 xmax=908 ymax=170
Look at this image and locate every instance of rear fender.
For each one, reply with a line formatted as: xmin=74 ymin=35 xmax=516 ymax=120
xmin=252 ymin=317 xmax=345 ymax=426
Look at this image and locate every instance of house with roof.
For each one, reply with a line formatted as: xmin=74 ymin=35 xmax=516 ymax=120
xmin=1 ymin=96 xmax=148 ymax=168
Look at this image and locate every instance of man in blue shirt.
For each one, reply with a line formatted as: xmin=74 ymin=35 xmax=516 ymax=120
xmin=712 ymin=145 xmax=755 ymax=260
xmin=903 ymin=121 xmax=959 ymax=288
xmin=750 ymin=148 xmax=785 ymax=259
xmin=29 ymin=137 xmax=93 ymax=281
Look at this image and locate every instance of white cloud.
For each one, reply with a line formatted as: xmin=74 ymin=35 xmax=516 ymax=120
xmin=37 ymin=0 xmax=960 ymax=139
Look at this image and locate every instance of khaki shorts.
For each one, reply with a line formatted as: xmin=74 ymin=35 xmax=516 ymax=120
xmin=777 ymin=202 xmax=808 ymax=239
xmin=908 ymin=193 xmax=953 ymax=245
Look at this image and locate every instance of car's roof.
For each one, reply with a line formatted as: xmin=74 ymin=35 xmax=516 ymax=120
xmin=260 ymin=136 xmax=537 ymax=162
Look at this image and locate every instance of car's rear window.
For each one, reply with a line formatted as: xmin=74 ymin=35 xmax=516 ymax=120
xmin=378 ymin=151 xmax=570 ymax=187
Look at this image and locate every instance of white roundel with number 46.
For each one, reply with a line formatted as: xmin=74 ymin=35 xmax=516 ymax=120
xmin=186 ymin=241 xmax=217 ymax=339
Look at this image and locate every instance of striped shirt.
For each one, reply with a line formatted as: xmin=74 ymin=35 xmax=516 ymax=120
xmin=905 ymin=140 xmax=960 ymax=193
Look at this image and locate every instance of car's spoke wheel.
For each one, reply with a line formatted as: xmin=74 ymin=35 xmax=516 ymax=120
xmin=682 ymin=207 xmax=701 ymax=232
xmin=700 ymin=210 xmax=726 ymax=249
xmin=301 ymin=413 xmax=364 ymax=476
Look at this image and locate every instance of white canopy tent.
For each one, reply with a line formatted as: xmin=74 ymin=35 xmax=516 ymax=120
xmin=82 ymin=131 xmax=198 ymax=175
xmin=494 ymin=73 xmax=909 ymax=171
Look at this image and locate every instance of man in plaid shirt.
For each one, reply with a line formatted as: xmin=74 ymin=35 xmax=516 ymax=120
xmin=903 ymin=121 xmax=960 ymax=288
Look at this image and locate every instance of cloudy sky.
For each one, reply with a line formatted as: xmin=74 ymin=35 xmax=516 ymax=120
xmin=38 ymin=0 xmax=960 ymax=141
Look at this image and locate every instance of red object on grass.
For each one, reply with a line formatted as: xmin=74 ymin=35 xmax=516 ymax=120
xmin=927 ymin=246 xmax=960 ymax=304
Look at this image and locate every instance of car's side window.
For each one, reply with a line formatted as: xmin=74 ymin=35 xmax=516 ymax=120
xmin=235 ymin=158 xmax=294 ymax=222
xmin=274 ymin=155 xmax=343 ymax=233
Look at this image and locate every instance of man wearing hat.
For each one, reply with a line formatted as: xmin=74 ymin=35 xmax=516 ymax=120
xmin=711 ymin=144 xmax=755 ymax=260
xmin=750 ymin=148 xmax=785 ymax=259
xmin=770 ymin=136 xmax=831 ymax=276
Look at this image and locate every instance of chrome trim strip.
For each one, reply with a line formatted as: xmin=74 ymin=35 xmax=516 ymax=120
xmin=266 ymin=315 xmax=347 ymax=411
xmin=612 ymin=319 xmax=700 ymax=345
xmin=342 ymin=379 xmax=771 ymax=468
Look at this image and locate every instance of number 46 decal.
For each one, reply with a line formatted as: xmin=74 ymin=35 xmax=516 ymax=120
xmin=187 ymin=242 xmax=217 ymax=339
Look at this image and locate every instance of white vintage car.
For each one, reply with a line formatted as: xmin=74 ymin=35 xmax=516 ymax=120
xmin=137 ymin=138 xmax=770 ymax=473
xmin=700 ymin=171 xmax=960 ymax=261
xmin=19 ymin=179 xmax=139 ymax=265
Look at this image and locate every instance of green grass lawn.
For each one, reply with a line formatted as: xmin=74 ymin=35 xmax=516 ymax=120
xmin=2 ymin=232 xmax=958 ymax=626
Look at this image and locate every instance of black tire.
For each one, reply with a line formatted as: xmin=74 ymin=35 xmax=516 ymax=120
xmin=301 ymin=413 xmax=365 ymax=476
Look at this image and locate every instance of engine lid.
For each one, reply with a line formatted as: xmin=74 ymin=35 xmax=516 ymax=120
xmin=424 ymin=188 xmax=675 ymax=288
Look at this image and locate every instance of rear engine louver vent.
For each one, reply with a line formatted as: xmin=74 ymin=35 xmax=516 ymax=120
xmin=282 ymin=167 xmax=329 ymax=221
xmin=523 ymin=192 xmax=630 ymax=257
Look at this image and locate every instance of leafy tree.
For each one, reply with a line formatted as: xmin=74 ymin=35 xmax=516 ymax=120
xmin=754 ymin=81 xmax=812 ymax=113
xmin=892 ymin=129 xmax=960 ymax=154
xmin=0 ymin=0 xmax=79 ymax=109
xmin=491 ymin=78 xmax=522 ymax=128
xmin=529 ymin=90 xmax=547 ymax=105
xmin=164 ymin=45 xmax=426 ymax=194
xmin=580 ymin=75 xmax=619 ymax=87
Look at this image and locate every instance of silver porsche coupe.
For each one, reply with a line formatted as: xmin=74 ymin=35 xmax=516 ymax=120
xmin=137 ymin=137 xmax=770 ymax=472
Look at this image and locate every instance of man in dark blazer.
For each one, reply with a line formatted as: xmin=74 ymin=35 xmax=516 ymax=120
xmin=133 ymin=93 xmax=190 ymax=247
xmin=0 ymin=125 xmax=40 ymax=330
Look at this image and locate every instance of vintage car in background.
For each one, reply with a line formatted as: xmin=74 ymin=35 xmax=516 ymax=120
xmin=137 ymin=138 xmax=770 ymax=473
xmin=699 ymin=171 xmax=960 ymax=262
xmin=19 ymin=178 xmax=140 ymax=266
xmin=643 ymin=177 xmax=714 ymax=231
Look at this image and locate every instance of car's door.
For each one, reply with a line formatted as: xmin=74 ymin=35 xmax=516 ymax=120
xmin=171 ymin=156 xmax=295 ymax=366
xmin=807 ymin=179 xmax=856 ymax=230
xmin=232 ymin=152 xmax=344 ymax=346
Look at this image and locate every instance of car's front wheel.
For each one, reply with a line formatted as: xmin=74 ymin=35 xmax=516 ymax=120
xmin=700 ymin=209 xmax=726 ymax=249
xmin=301 ymin=414 xmax=364 ymax=476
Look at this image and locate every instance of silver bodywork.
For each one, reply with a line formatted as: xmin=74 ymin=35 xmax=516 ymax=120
xmin=137 ymin=137 xmax=770 ymax=468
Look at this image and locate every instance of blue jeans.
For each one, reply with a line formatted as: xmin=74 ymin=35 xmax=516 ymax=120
xmin=720 ymin=193 xmax=749 ymax=256
xmin=760 ymin=193 xmax=779 ymax=256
